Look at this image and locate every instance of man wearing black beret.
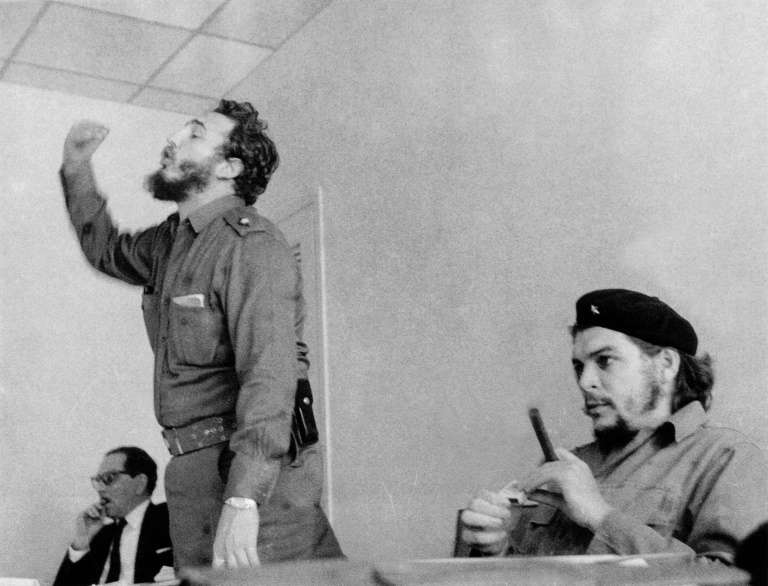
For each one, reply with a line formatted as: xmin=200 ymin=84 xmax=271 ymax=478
xmin=461 ymin=289 xmax=768 ymax=563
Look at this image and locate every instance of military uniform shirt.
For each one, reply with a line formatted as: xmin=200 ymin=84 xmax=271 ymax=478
xmin=507 ymin=401 xmax=768 ymax=562
xmin=61 ymin=162 xmax=308 ymax=503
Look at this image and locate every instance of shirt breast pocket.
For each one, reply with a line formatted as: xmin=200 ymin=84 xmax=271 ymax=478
xmin=603 ymin=485 xmax=679 ymax=535
xmin=169 ymin=297 xmax=227 ymax=366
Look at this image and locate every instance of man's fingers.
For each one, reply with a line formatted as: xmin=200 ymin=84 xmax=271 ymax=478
xmin=479 ymin=489 xmax=513 ymax=508
xmin=461 ymin=509 xmax=506 ymax=529
xmin=64 ymin=121 xmax=109 ymax=159
xmin=212 ymin=556 xmax=225 ymax=569
xmin=555 ymin=447 xmax=578 ymax=462
xmin=245 ymin=546 xmax=260 ymax=567
xmin=461 ymin=528 xmax=507 ymax=546
xmin=232 ymin=548 xmax=253 ymax=568
xmin=468 ymin=493 xmax=511 ymax=519
xmin=84 ymin=505 xmax=101 ymax=519
xmin=522 ymin=467 xmax=558 ymax=493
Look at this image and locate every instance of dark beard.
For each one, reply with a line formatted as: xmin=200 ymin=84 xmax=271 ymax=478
xmin=145 ymin=162 xmax=211 ymax=202
xmin=593 ymin=376 xmax=662 ymax=453
xmin=594 ymin=419 xmax=638 ymax=454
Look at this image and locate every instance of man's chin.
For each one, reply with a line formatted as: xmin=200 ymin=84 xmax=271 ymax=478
xmin=145 ymin=171 xmax=188 ymax=203
xmin=593 ymin=421 xmax=637 ymax=451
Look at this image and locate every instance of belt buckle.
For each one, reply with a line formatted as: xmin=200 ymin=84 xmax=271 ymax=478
xmin=162 ymin=429 xmax=185 ymax=456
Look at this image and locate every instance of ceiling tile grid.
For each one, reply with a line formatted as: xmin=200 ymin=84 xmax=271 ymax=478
xmin=0 ymin=1 xmax=43 ymax=59
xmin=204 ymin=0 xmax=333 ymax=48
xmin=0 ymin=0 xmax=332 ymax=115
xmin=4 ymin=61 xmax=139 ymax=102
xmin=58 ymin=0 xmax=226 ymax=30
xmin=151 ymin=34 xmax=273 ymax=97
xmin=132 ymin=86 xmax=218 ymax=116
xmin=16 ymin=3 xmax=191 ymax=83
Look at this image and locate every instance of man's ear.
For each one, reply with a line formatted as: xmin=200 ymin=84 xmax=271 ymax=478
xmin=216 ymin=157 xmax=243 ymax=180
xmin=133 ymin=473 xmax=149 ymax=496
xmin=657 ymin=348 xmax=681 ymax=385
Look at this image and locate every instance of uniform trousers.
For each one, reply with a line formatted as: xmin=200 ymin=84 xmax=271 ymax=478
xmin=165 ymin=442 xmax=342 ymax=569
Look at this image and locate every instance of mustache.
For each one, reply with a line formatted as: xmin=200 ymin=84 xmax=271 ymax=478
xmin=582 ymin=395 xmax=614 ymax=415
xmin=161 ymin=144 xmax=175 ymax=160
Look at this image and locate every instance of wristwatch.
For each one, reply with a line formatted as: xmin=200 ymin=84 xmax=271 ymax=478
xmin=225 ymin=496 xmax=257 ymax=509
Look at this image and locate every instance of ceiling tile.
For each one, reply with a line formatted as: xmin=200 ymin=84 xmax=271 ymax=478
xmin=16 ymin=3 xmax=189 ymax=83
xmin=0 ymin=1 xmax=44 ymax=59
xmin=151 ymin=35 xmax=271 ymax=96
xmin=203 ymin=0 xmax=332 ymax=48
xmin=132 ymin=87 xmax=218 ymax=116
xmin=3 ymin=62 xmax=138 ymax=102
xmin=58 ymin=0 xmax=226 ymax=30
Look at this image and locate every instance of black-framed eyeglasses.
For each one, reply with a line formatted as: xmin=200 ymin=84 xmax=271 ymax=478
xmin=90 ymin=470 xmax=131 ymax=489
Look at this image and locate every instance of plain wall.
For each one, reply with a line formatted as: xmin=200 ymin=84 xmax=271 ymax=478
xmin=1 ymin=0 xmax=767 ymax=579
xmin=233 ymin=0 xmax=768 ymax=560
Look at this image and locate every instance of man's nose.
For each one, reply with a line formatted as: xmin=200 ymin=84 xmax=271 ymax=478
xmin=578 ymin=363 xmax=599 ymax=390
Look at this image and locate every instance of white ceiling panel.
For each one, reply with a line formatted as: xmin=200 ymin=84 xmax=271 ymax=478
xmin=1 ymin=0 xmax=332 ymax=114
xmin=0 ymin=1 xmax=44 ymax=59
xmin=151 ymin=34 xmax=271 ymax=97
xmin=16 ymin=2 xmax=189 ymax=83
xmin=204 ymin=0 xmax=332 ymax=48
xmin=58 ymin=0 xmax=226 ymax=30
xmin=132 ymin=86 xmax=217 ymax=116
xmin=3 ymin=62 xmax=138 ymax=102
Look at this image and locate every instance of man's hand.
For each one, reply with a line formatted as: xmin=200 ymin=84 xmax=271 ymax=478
xmin=62 ymin=120 xmax=109 ymax=169
xmin=522 ymin=447 xmax=613 ymax=531
xmin=212 ymin=503 xmax=260 ymax=569
xmin=71 ymin=503 xmax=107 ymax=551
xmin=459 ymin=489 xmax=516 ymax=555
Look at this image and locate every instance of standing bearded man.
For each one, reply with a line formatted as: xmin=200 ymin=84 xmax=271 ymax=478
xmin=60 ymin=100 xmax=343 ymax=570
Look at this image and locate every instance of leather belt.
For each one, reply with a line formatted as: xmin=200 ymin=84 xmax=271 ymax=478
xmin=162 ymin=414 xmax=237 ymax=457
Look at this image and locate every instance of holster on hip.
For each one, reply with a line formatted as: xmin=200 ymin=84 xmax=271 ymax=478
xmin=289 ymin=379 xmax=319 ymax=459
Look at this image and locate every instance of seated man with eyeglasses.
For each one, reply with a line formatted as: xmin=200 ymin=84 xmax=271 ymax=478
xmin=54 ymin=446 xmax=173 ymax=585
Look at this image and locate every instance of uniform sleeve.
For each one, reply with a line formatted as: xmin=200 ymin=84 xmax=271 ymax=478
xmin=589 ymin=441 xmax=768 ymax=562
xmin=60 ymin=161 xmax=156 ymax=286
xmin=222 ymin=232 xmax=298 ymax=504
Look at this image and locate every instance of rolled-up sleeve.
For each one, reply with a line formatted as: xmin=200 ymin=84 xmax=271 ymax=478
xmin=222 ymin=232 xmax=298 ymax=504
xmin=60 ymin=162 xmax=155 ymax=286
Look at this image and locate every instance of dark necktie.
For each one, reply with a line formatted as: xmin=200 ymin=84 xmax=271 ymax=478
xmin=105 ymin=518 xmax=126 ymax=583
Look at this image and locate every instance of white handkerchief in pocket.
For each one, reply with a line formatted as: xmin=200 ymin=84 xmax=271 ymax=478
xmin=172 ymin=293 xmax=205 ymax=308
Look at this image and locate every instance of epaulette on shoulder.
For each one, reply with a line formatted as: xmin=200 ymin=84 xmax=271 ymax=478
xmin=223 ymin=207 xmax=269 ymax=237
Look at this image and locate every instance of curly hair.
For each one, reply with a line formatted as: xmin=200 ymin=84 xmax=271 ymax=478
xmin=214 ymin=99 xmax=279 ymax=205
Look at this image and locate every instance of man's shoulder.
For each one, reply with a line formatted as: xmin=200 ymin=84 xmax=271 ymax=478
xmin=221 ymin=206 xmax=285 ymax=241
xmin=139 ymin=500 xmax=168 ymax=529
xmin=143 ymin=501 xmax=172 ymax=542
xmin=691 ymin=421 xmax=764 ymax=451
